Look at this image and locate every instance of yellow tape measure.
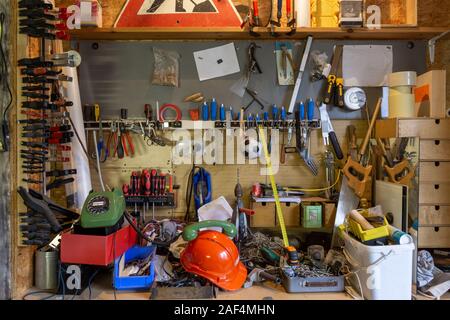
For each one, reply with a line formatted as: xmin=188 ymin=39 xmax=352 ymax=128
xmin=258 ymin=126 xmax=289 ymax=247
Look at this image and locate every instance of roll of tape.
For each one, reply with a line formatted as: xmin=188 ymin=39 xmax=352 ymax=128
xmin=388 ymin=71 xmax=417 ymax=87
xmin=344 ymin=87 xmax=367 ymax=110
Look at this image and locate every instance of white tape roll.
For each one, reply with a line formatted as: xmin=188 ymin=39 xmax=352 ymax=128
xmin=344 ymin=87 xmax=366 ymax=110
xmin=387 ymin=71 xmax=417 ymax=87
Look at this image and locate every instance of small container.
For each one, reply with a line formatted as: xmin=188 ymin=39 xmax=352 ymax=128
xmin=252 ymin=183 xmax=262 ymax=197
xmin=301 ymin=203 xmax=323 ymax=228
xmin=347 ymin=211 xmax=389 ymax=245
xmin=113 ymin=245 xmax=156 ymax=291
xmin=35 ymin=248 xmax=58 ymax=290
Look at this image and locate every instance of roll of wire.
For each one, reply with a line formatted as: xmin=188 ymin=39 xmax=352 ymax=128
xmin=158 ymin=103 xmax=182 ymax=121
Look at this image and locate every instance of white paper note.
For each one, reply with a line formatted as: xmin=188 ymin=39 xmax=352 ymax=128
xmin=343 ymin=45 xmax=393 ymax=87
xmin=194 ymin=43 xmax=240 ymax=81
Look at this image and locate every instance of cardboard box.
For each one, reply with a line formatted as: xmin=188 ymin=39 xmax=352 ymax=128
xmin=414 ymin=70 xmax=446 ymax=118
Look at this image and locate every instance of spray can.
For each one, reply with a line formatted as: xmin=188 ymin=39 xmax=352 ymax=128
xmin=388 ymin=225 xmax=413 ymax=244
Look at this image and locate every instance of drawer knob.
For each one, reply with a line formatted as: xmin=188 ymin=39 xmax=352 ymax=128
xmin=435 ymin=140 xmax=440 ymax=146
xmin=435 ymin=205 xmax=440 ymax=211
xmin=435 ymin=119 xmax=440 ymax=125
xmin=434 ymin=184 xmax=440 ymax=190
xmin=434 ymin=227 xmax=440 ymax=232
xmin=435 ymin=161 xmax=440 ymax=167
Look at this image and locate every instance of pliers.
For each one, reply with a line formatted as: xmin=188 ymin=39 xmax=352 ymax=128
xmin=120 ymin=124 xmax=135 ymax=157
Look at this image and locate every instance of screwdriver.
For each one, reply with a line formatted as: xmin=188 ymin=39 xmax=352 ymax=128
xmin=272 ymin=104 xmax=279 ymax=120
xmin=210 ymin=98 xmax=217 ymax=121
xmin=220 ymin=104 xmax=225 ymax=121
xmin=281 ymin=106 xmax=286 ymax=121
xmin=307 ymin=99 xmax=315 ymax=120
xmin=299 ymin=101 xmax=305 ymax=120
xmin=202 ymin=102 xmax=209 ymax=121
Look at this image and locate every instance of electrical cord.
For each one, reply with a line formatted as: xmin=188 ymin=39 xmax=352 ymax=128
xmin=0 ymin=12 xmax=12 ymax=120
xmin=123 ymin=211 xmax=171 ymax=247
xmin=184 ymin=164 xmax=204 ymax=222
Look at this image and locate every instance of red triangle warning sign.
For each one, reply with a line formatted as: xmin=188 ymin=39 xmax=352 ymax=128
xmin=115 ymin=0 xmax=242 ymax=28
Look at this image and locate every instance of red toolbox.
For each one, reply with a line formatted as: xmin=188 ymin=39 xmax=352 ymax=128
xmin=61 ymin=224 xmax=138 ymax=266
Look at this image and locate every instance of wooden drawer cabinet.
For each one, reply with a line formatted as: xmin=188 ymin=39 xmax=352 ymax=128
xmin=420 ymin=140 xmax=450 ymax=161
xmin=419 ymin=162 xmax=450 ymax=182
xmin=419 ymin=226 xmax=450 ymax=248
xmin=419 ymin=183 xmax=450 ymax=204
xmin=419 ymin=205 xmax=450 ymax=226
xmin=276 ymin=203 xmax=300 ymax=227
xmin=376 ymin=118 xmax=450 ymax=139
xmin=250 ymin=202 xmax=276 ymax=227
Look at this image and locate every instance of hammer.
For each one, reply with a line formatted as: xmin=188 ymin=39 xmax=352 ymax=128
xmin=243 ymin=268 xmax=281 ymax=288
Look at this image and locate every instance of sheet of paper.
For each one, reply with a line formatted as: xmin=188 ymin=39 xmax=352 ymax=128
xmin=193 ymin=43 xmax=240 ymax=81
xmin=343 ymin=45 xmax=393 ymax=87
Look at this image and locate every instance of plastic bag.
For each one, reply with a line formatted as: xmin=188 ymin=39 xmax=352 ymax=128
xmin=310 ymin=50 xmax=329 ymax=82
xmin=152 ymin=47 xmax=180 ymax=87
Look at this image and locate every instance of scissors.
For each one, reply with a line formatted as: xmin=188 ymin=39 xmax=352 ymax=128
xmin=144 ymin=122 xmax=166 ymax=147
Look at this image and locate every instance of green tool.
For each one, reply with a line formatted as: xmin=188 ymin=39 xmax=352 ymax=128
xmin=80 ymin=189 xmax=125 ymax=229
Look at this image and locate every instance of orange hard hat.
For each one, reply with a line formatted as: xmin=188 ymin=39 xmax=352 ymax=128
xmin=181 ymin=225 xmax=247 ymax=291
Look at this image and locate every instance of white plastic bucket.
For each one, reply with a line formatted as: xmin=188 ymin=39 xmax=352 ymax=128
xmin=340 ymin=230 xmax=415 ymax=300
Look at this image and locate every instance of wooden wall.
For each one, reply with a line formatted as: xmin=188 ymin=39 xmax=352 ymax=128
xmin=53 ymin=0 xmax=450 ymax=28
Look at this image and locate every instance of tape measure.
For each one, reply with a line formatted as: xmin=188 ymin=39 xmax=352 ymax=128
xmin=258 ymin=126 xmax=289 ymax=248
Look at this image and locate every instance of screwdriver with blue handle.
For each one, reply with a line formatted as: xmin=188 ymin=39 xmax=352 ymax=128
xmin=220 ymin=104 xmax=226 ymax=121
xmin=202 ymin=102 xmax=209 ymax=121
xmin=210 ymin=98 xmax=217 ymax=121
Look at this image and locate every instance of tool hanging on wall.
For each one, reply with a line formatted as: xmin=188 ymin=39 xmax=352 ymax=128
xmin=343 ymin=98 xmax=382 ymax=197
xmin=193 ymin=167 xmax=212 ymax=212
xmin=232 ymin=169 xmax=255 ymax=244
xmin=276 ymin=42 xmax=295 ymax=86
xmin=319 ymin=103 xmax=343 ymax=160
xmin=288 ymin=36 xmax=314 ymax=114
xmin=292 ymin=100 xmax=320 ymax=175
xmin=269 ymin=0 xmax=283 ymax=36
xmin=324 ymin=45 xmax=344 ymax=107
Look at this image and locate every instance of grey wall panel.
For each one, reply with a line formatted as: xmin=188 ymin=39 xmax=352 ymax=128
xmin=78 ymin=40 xmax=426 ymax=120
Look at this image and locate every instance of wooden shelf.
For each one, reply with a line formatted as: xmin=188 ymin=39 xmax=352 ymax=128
xmin=69 ymin=27 xmax=450 ymax=41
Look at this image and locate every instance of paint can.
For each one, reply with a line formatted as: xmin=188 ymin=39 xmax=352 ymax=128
xmin=35 ymin=248 xmax=58 ymax=290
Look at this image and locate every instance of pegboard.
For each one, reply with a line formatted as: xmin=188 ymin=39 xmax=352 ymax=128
xmin=77 ymin=39 xmax=426 ymax=121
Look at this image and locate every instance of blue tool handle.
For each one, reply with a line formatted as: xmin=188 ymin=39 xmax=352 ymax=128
xmin=220 ymin=104 xmax=225 ymax=121
xmin=281 ymin=107 xmax=286 ymax=121
xmin=299 ymin=102 xmax=305 ymax=120
xmin=229 ymin=107 xmax=234 ymax=120
xmin=256 ymin=114 xmax=261 ymax=122
xmin=248 ymin=114 xmax=254 ymax=121
xmin=272 ymin=105 xmax=279 ymax=120
xmin=210 ymin=98 xmax=217 ymax=121
xmin=202 ymin=102 xmax=209 ymax=121
xmin=329 ymin=131 xmax=344 ymax=160
xmin=307 ymin=99 xmax=315 ymax=120
xmin=264 ymin=112 xmax=269 ymax=121
xmin=277 ymin=0 xmax=282 ymax=18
